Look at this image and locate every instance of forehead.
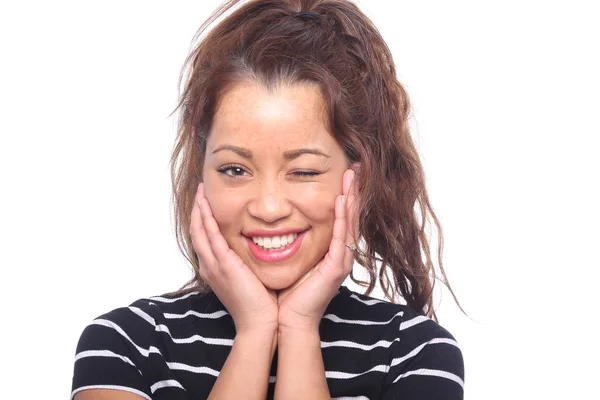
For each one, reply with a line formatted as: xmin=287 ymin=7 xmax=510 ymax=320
xmin=209 ymin=82 xmax=333 ymax=149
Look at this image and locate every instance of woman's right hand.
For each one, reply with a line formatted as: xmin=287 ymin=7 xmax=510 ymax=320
xmin=190 ymin=182 xmax=279 ymax=336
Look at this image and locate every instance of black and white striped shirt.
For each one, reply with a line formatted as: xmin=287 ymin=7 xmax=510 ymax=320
xmin=71 ymin=285 xmax=464 ymax=399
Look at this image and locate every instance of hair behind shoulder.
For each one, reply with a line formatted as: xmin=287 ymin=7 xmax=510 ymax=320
xmin=169 ymin=0 xmax=462 ymax=320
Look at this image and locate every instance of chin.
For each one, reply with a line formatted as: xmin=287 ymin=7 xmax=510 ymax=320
xmin=254 ymin=267 xmax=304 ymax=292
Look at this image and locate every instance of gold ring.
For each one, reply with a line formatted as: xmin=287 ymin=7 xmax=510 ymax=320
xmin=345 ymin=243 xmax=357 ymax=251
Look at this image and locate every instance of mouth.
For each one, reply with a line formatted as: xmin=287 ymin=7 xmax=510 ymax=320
xmin=250 ymin=233 xmax=299 ymax=250
xmin=244 ymin=230 xmax=308 ymax=263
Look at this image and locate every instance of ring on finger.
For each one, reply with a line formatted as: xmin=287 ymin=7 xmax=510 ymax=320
xmin=345 ymin=243 xmax=357 ymax=252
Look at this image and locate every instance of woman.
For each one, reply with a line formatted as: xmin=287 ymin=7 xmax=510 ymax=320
xmin=71 ymin=1 xmax=464 ymax=399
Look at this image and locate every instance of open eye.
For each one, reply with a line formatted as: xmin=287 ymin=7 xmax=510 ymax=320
xmin=217 ymin=165 xmax=249 ymax=177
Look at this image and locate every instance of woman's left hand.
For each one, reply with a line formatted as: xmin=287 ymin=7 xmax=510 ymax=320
xmin=277 ymin=168 xmax=359 ymax=332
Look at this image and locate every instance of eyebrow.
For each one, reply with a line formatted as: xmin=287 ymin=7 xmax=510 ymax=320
xmin=283 ymin=148 xmax=330 ymax=160
xmin=212 ymin=145 xmax=252 ymax=159
xmin=211 ymin=145 xmax=330 ymax=160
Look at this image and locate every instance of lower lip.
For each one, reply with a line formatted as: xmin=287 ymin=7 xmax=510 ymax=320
xmin=246 ymin=231 xmax=306 ymax=263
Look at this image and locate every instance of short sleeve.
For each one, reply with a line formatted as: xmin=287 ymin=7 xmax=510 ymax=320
xmin=381 ymin=313 xmax=465 ymax=399
xmin=71 ymin=301 xmax=157 ymax=400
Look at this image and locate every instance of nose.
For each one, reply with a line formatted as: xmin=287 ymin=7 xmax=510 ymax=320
xmin=247 ymin=178 xmax=293 ymax=223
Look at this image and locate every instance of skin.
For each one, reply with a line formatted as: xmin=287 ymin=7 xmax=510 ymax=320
xmin=197 ymin=82 xmax=359 ymax=399
xmin=202 ymin=81 xmax=350 ymax=291
xmin=75 ymin=82 xmax=358 ymax=400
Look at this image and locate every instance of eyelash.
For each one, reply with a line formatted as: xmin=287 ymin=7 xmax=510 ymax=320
xmin=217 ymin=165 xmax=248 ymax=177
xmin=217 ymin=165 xmax=322 ymax=178
xmin=293 ymin=170 xmax=321 ymax=177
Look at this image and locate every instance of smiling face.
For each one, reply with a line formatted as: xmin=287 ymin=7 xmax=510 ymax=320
xmin=202 ymin=82 xmax=349 ymax=291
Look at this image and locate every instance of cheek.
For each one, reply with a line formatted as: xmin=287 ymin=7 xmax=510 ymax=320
xmin=292 ymin=185 xmax=338 ymax=227
xmin=203 ymin=177 xmax=244 ymax=234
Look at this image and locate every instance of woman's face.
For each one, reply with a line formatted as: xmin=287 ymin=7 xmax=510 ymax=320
xmin=202 ymin=82 xmax=349 ymax=291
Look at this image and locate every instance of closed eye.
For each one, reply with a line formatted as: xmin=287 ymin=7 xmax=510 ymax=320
xmin=292 ymin=170 xmax=322 ymax=177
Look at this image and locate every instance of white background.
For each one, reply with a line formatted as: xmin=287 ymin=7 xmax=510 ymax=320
xmin=1 ymin=1 xmax=599 ymax=398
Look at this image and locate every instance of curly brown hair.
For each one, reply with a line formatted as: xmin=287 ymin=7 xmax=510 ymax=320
xmin=169 ymin=0 xmax=460 ymax=320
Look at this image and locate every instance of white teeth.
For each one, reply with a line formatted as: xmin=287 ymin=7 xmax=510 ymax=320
xmin=251 ymin=233 xmax=298 ymax=250
xmin=263 ymin=237 xmax=272 ymax=249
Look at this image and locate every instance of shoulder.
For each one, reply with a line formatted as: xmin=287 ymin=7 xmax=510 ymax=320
xmin=72 ymin=290 xmax=225 ymax=399
xmin=335 ymin=286 xmax=465 ymax=398
xmin=331 ymin=285 xmax=424 ymax=330
xmin=335 ymin=284 xmax=461 ymax=341
xmin=75 ymin=289 xmax=222 ymax=352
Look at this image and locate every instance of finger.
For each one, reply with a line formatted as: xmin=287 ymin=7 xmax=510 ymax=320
xmin=344 ymin=169 xmax=359 ymax=245
xmin=190 ymin=183 xmax=217 ymax=267
xmin=342 ymin=168 xmax=354 ymax=196
xmin=322 ymin=194 xmax=350 ymax=276
xmin=341 ymin=169 xmax=358 ymax=271
xmin=342 ymin=193 xmax=357 ymax=273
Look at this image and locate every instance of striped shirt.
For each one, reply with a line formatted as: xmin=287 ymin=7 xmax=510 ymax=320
xmin=71 ymin=285 xmax=464 ymax=399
